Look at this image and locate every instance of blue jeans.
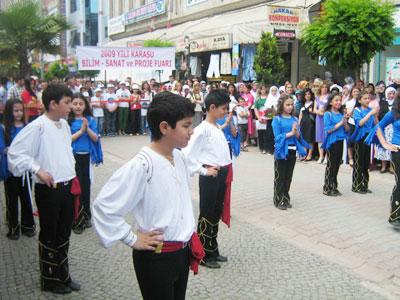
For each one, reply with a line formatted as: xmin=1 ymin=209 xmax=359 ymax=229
xmin=104 ymin=110 xmax=117 ymax=134
xmin=94 ymin=117 xmax=104 ymax=135
xmin=140 ymin=116 xmax=149 ymax=134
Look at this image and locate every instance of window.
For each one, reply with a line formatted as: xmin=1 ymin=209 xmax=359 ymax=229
xmin=70 ymin=0 xmax=77 ymax=13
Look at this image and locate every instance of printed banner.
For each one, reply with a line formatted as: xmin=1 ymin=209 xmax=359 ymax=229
xmin=125 ymin=0 xmax=166 ymax=25
xmin=76 ymin=46 xmax=175 ymax=71
xmin=268 ymin=5 xmax=301 ymax=38
xmin=231 ymin=43 xmax=239 ymax=76
xmin=187 ymin=0 xmax=207 ymax=7
xmin=108 ymin=15 xmax=125 ymax=36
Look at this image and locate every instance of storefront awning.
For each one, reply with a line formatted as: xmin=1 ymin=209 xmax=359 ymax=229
xmin=105 ymin=1 xmax=321 ymax=51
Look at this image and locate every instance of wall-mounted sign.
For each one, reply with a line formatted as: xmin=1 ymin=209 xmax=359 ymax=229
xmin=187 ymin=0 xmax=207 ymax=7
xmin=273 ymin=29 xmax=296 ymax=41
xmin=108 ymin=15 xmax=125 ymax=36
xmin=189 ymin=34 xmax=232 ymax=53
xmin=268 ymin=6 xmax=300 ymax=30
xmin=125 ymin=0 xmax=166 ymax=25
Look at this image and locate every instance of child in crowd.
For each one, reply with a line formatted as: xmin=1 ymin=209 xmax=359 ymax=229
xmin=93 ymin=92 xmax=204 ymax=299
xmin=129 ymin=85 xmax=142 ymax=135
xmin=254 ymin=85 xmax=269 ymax=154
xmin=350 ymin=91 xmax=378 ymax=194
xmin=91 ymin=88 xmax=104 ymax=135
xmin=183 ymin=89 xmax=232 ymax=269
xmin=103 ymin=84 xmax=118 ymax=136
xmin=0 ymin=99 xmax=35 ymax=240
xmin=8 ymin=84 xmax=80 ymax=294
xmin=322 ymin=94 xmax=349 ymax=196
xmin=299 ymin=88 xmax=316 ymax=161
xmin=236 ymin=97 xmax=249 ymax=151
xmin=272 ymin=95 xmax=309 ymax=210
xmin=116 ymin=82 xmax=131 ymax=135
xmin=68 ymin=93 xmax=99 ymax=233
xmin=140 ymin=82 xmax=152 ymax=135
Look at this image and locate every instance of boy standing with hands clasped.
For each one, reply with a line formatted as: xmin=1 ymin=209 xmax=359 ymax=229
xmin=8 ymin=84 xmax=81 ymax=294
xmin=183 ymin=89 xmax=233 ymax=269
xmin=93 ymin=92 xmax=204 ymax=300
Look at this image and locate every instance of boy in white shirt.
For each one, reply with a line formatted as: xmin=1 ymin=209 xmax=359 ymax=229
xmin=8 ymin=84 xmax=81 ymax=295
xmin=116 ymin=82 xmax=131 ymax=135
xmin=183 ymin=89 xmax=232 ymax=269
xmin=236 ymin=97 xmax=250 ymax=150
xmin=103 ymin=84 xmax=118 ymax=136
xmin=93 ymin=92 xmax=204 ymax=300
xmin=91 ymin=88 xmax=104 ymax=135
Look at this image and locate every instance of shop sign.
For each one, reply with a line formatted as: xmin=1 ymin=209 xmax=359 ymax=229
xmin=108 ymin=15 xmax=125 ymax=36
xmin=125 ymin=0 xmax=166 ymax=25
xmin=76 ymin=46 xmax=175 ymax=71
xmin=268 ymin=6 xmax=301 ymax=30
xmin=385 ymin=57 xmax=400 ymax=85
xmin=189 ymin=34 xmax=232 ymax=53
xmin=187 ymin=0 xmax=207 ymax=7
xmin=273 ymin=29 xmax=296 ymax=41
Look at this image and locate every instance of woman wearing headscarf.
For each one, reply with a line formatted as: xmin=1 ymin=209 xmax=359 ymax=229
xmin=375 ymin=87 xmax=396 ymax=173
xmin=263 ymin=85 xmax=280 ymax=154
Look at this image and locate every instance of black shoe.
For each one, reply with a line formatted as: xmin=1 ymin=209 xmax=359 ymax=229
xmin=72 ymin=226 xmax=85 ymax=235
xmin=66 ymin=280 xmax=81 ymax=291
xmin=389 ymin=219 xmax=400 ymax=227
xmin=6 ymin=226 xmax=20 ymax=240
xmin=323 ymin=191 xmax=336 ymax=197
xmin=215 ymin=255 xmax=228 ymax=262
xmin=85 ymin=220 xmax=92 ymax=228
xmin=333 ymin=190 xmax=342 ymax=196
xmin=21 ymin=229 xmax=36 ymax=237
xmin=352 ymin=189 xmax=367 ymax=194
xmin=42 ymin=283 xmax=72 ymax=294
xmin=200 ymin=259 xmax=221 ymax=269
xmin=276 ymin=202 xmax=287 ymax=210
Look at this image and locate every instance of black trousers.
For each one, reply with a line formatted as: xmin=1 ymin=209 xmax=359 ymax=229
xmin=198 ymin=166 xmax=228 ymax=260
xmin=73 ymin=153 xmax=91 ymax=229
xmin=35 ymin=182 xmax=74 ymax=290
xmin=133 ymin=247 xmax=190 ymax=300
xmin=273 ymin=150 xmax=296 ymax=207
xmin=352 ymin=140 xmax=370 ymax=192
xmin=323 ymin=141 xmax=343 ymax=193
xmin=257 ymin=129 xmax=267 ymax=151
xmin=4 ymin=175 xmax=35 ymax=233
xmin=129 ymin=109 xmax=141 ymax=134
xmin=389 ymin=151 xmax=400 ymax=223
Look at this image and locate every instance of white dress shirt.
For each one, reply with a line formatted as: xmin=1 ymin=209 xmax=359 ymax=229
xmin=8 ymin=115 xmax=76 ymax=183
xmin=92 ymin=147 xmax=195 ymax=248
xmin=182 ymin=120 xmax=231 ymax=176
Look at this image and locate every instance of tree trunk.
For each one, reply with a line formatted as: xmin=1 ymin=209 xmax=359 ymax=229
xmin=18 ymin=53 xmax=31 ymax=78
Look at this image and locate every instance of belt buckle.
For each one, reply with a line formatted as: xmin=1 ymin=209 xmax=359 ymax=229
xmin=155 ymin=242 xmax=163 ymax=254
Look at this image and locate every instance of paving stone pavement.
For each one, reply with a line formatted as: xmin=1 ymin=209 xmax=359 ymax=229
xmin=1 ymin=135 xmax=399 ymax=299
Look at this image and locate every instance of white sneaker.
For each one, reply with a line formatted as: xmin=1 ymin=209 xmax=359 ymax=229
xmin=323 ymin=157 xmax=328 ymax=164
xmin=317 ymin=157 xmax=323 ymax=164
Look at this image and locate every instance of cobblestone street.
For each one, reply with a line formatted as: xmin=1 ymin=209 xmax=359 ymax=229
xmin=1 ymin=136 xmax=400 ymax=299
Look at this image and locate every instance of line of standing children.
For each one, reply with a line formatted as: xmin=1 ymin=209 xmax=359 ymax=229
xmin=68 ymin=93 xmax=99 ymax=234
xmin=0 ymin=99 xmax=36 ymax=240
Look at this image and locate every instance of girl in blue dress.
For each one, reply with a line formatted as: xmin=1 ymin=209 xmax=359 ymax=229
xmin=68 ymin=93 xmax=99 ymax=233
xmin=322 ymin=94 xmax=350 ymax=196
xmin=272 ymin=95 xmax=309 ymax=210
xmin=350 ymin=91 xmax=378 ymax=194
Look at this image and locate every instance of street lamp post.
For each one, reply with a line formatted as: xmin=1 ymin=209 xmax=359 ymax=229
xmin=184 ymin=35 xmax=191 ymax=79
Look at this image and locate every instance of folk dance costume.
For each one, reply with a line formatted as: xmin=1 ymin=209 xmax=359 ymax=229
xmin=70 ymin=117 xmax=99 ymax=232
xmin=8 ymin=115 xmax=78 ymax=291
xmin=366 ymin=111 xmax=400 ymax=225
xmin=0 ymin=126 xmax=35 ymax=239
xmin=93 ymin=147 xmax=202 ymax=300
xmin=272 ymin=116 xmax=309 ymax=209
xmin=321 ymin=112 xmax=348 ymax=195
xmin=183 ymin=121 xmax=232 ymax=265
xmin=350 ymin=107 xmax=375 ymax=193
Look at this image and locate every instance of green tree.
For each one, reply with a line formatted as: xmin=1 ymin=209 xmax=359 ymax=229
xmin=143 ymin=39 xmax=174 ymax=47
xmin=254 ymin=32 xmax=285 ymax=85
xmin=44 ymin=61 xmax=69 ymax=81
xmin=301 ymin=0 xmax=395 ymax=79
xmin=0 ymin=0 xmax=71 ymax=77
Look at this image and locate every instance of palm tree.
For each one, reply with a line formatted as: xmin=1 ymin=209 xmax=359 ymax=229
xmin=0 ymin=0 xmax=71 ymax=77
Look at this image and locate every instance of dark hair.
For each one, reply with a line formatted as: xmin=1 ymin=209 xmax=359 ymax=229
xmin=392 ymin=95 xmax=400 ymax=120
xmin=42 ymin=84 xmax=73 ymax=111
xmin=354 ymin=90 xmax=369 ymax=108
xmin=3 ymin=99 xmax=25 ymax=146
xmin=205 ymin=89 xmax=230 ymax=111
xmin=326 ymin=94 xmax=344 ymax=113
xmin=301 ymin=88 xmax=315 ymax=105
xmin=228 ymin=83 xmax=240 ymax=100
xmin=147 ymin=92 xmax=195 ymax=141
xmin=276 ymin=94 xmax=294 ymax=115
xmin=24 ymin=78 xmax=36 ymax=98
xmin=142 ymin=81 xmax=151 ymax=92
xmin=68 ymin=93 xmax=93 ymax=124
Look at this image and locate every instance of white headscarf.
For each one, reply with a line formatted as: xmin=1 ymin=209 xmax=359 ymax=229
xmin=385 ymin=86 xmax=396 ymax=100
xmin=265 ymin=86 xmax=280 ymax=109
